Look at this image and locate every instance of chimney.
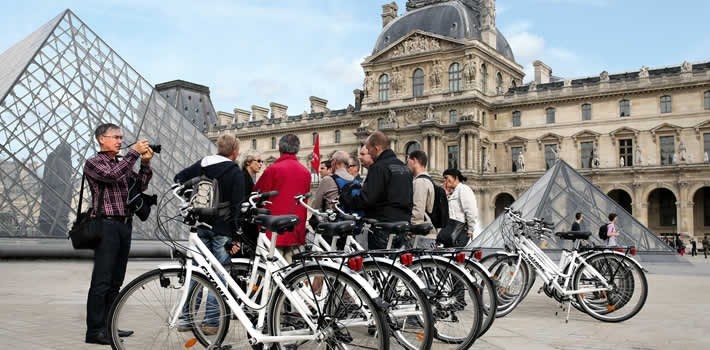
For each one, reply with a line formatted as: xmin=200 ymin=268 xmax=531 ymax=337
xmin=269 ymin=102 xmax=288 ymax=119
xmin=251 ymin=105 xmax=270 ymax=121
xmin=233 ymin=108 xmax=250 ymax=123
xmin=217 ymin=111 xmax=233 ymax=126
xmin=381 ymin=2 xmax=398 ymax=27
xmin=309 ymin=96 xmax=328 ymax=114
xmin=533 ymin=60 xmax=552 ymax=84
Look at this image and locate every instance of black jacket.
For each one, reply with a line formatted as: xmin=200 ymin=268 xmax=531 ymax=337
xmin=174 ymin=155 xmax=244 ymax=237
xmin=341 ymin=149 xmax=413 ymax=223
xmin=242 ymin=167 xmax=256 ymax=201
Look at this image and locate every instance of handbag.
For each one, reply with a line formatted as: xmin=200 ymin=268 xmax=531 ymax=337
xmin=436 ymin=188 xmax=469 ymax=247
xmin=67 ymin=174 xmax=104 ymax=250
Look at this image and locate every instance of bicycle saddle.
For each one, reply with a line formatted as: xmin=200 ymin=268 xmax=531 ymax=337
xmin=374 ymin=221 xmax=409 ymax=234
xmin=555 ymin=231 xmax=591 ymax=241
xmin=254 ymin=215 xmax=299 ymax=234
xmin=409 ymin=223 xmax=433 ymax=236
xmin=317 ymin=221 xmax=356 ymax=237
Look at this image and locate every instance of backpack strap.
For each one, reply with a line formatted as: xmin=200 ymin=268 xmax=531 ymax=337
xmin=415 ymin=174 xmax=435 ymax=223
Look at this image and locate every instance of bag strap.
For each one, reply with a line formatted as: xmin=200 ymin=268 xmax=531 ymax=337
xmin=79 ymin=172 xmax=105 ymax=216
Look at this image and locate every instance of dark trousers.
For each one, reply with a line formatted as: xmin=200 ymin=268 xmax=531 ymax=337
xmin=86 ymin=219 xmax=132 ymax=337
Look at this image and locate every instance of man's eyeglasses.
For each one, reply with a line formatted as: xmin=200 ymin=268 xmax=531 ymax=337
xmin=102 ymin=135 xmax=123 ymax=140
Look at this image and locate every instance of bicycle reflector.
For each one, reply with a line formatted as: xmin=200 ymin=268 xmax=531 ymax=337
xmin=456 ymin=252 xmax=467 ymax=264
xmin=474 ymin=250 xmax=483 ymax=260
xmin=400 ymin=253 xmax=414 ymax=266
xmin=630 ymin=247 xmax=637 ymax=255
xmin=348 ymin=256 xmax=364 ymax=271
xmin=184 ymin=338 xmax=197 ymax=348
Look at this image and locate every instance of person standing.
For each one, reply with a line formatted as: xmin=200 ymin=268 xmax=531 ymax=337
xmin=241 ymin=151 xmax=262 ymax=199
xmin=571 ymin=212 xmax=583 ymax=231
xmin=348 ymin=158 xmax=362 ymax=181
xmin=311 ymin=151 xmax=353 ymax=213
xmin=605 ymin=213 xmax=621 ymax=247
xmin=439 ymin=169 xmax=478 ymax=247
xmin=254 ymin=134 xmax=311 ymax=262
xmin=406 ymin=150 xmax=437 ymax=242
xmin=702 ymin=236 xmax=709 ymax=259
xmin=318 ymin=160 xmax=332 ymax=179
xmin=83 ymin=123 xmax=153 ymax=344
xmin=691 ymin=239 xmax=698 ymax=257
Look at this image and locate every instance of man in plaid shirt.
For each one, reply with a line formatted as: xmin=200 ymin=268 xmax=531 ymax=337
xmin=83 ymin=123 xmax=153 ymax=345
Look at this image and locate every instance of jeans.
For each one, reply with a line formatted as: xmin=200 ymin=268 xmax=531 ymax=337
xmin=86 ymin=219 xmax=132 ymax=337
xmin=181 ymin=229 xmax=231 ymax=327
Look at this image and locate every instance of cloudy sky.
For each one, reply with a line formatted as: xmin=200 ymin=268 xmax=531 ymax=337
xmin=1 ymin=0 xmax=708 ymax=115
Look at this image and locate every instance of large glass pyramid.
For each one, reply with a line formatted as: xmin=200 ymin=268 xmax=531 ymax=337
xmin=472 ymin=160 xmax=676 ymax=256
xmin=0 ymin=10 xmax=216 ymax=239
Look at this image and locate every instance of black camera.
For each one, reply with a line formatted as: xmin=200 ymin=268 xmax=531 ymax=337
xmin=149 ymin=144 xmax=162 ymax=154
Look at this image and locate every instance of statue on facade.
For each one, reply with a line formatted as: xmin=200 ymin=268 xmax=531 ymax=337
xmin=550 ymin=146 xmax=560 ymax=161
xmin=391 ymin=69 xmax=402 ymax=94
xmin=704 ymin=151 xmax=709 ymax=163
xmin=463 ymin=57 xmax=476 ymax=83
xmin=639 ymin=66 xmax=649 ymax=79
xmin=429 ymin=60 xmax=442 ymax=89
xmin=387 ymin=109 xmax=397 ymax=125
xmin=600 ymin=70 xmax=609 ymax=81
xmin=363 ymin=73 xmax=374 ymax=98
xmin=425 ymin=104 xmax=435 ymax=121
xmin=634 ymin=145 xmax=643 ymax=166
xmin=481 ymin=0 xmax=496 ymax=28
xmin=517 ymin=153 xmax=526 ymax=172
xmin=619 ymin=157 xmax=625 ymax=167
xmin=678 ymin=141 xmax=687 ymax=162
xmin=592 ymin=146 xmax=601 ymax=168
xmin=681 ymin=61 xmax=692 ymax=73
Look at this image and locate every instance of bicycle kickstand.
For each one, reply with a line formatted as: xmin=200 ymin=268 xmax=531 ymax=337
xmin=564 ymin=300 xmax=572 ymax=324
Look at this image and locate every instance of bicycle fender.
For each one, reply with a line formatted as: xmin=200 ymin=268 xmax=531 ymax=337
xmin=279 ymin=260 xmax=382 ymax=301
xmin=583 ymin=250 xmax=645 ymax=271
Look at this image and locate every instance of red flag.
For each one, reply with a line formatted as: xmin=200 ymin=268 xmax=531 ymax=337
xmin=311 ymin=133 xmax=320 ymax=171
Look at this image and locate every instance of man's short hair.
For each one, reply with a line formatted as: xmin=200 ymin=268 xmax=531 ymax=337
xmin=408 ymin=150 xmax=428 ymax=167
xmin=575 ymin=212 xmax=582 ymax=220
xmin=608 ymin=213 xmax=617 ymax=221
xmin=217 ymin=134 xmax=239 ymax=157
xmin=94 ymin=123 xmax=120 ymax=142
xmin=367 ymin=131 xmax=390 ymax=150
xmin=331 ymin=150 xmax=350 ymax=166
xmin=321 ymin=160 xmax=332 ymax=169
xmin=279 ymin=134 xmax=300 ymax=154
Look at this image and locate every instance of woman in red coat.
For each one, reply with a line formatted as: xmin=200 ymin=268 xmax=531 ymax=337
xmin=253 ymin=134 xmax=311 ymax=261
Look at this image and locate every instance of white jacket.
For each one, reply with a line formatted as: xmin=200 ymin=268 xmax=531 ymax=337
xmin=448 ymin=183 xmax=479 ymax=238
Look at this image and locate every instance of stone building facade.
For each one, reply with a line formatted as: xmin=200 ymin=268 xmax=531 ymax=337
xmin=206 ymin=0 xmax=710 ymax=239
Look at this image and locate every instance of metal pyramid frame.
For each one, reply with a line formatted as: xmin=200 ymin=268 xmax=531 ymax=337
xmin=472 ymin=160 xmax=676 ymax=256
xmin=0 ymin=10 xmax=215 ymax=239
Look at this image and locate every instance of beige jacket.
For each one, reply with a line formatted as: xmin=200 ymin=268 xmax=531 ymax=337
xmin=412 ymin=173 xmax=437 ymax=237
xmin=311 ymin=168 xmax=354 ymax=211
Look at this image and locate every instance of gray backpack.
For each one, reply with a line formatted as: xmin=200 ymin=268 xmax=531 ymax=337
xmin=189 ymin=167 xmax=232 ymax=218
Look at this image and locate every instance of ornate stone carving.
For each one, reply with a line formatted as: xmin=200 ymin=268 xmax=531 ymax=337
xmin=363 ymin=73 xmax=374 ymax=98
xmin=600 ymin=70 xmax=609 ymax=81
xmin=390 ymin=68 xmax=403 ymax=94
xmin=481 ymin=0 xmax=496 ymax=28
xmin=425 ymin=104 xmax=435 ymax=121
xmin=429 ymin=60 xmax=442 ymax=90
xmin=528 ymin=82 xmax=536 ymax=91
xmin=681 ymin=61 xmax=692 ymax=73
xmin=639 ymin=66 xmax=649 ymax=79
xmin=391 ymin=34 xmax=441 ymax=58
xmin=517 ymin=153 xmax=526 ymax=172
xmin=387 ymin=109 xmax=397 ymax=125
xmin=463 ymin=56 xmax=476 ymax=84
xmin=678 ymin=140 xmax=687 ymax=162
xmin=634 ymin=145 xmax=643 ymax=166
xmin=592 ymin=146 xmax=601 ymax=168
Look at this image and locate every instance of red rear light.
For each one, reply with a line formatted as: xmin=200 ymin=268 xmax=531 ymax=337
xmin=400 ymin=253 xmax=413 ymax=266
xmin=474 ymin=250 xmax=483 ymax=260
xmin=630 ymin=247 xmax=636 ymax=256
xmin=348 ymin=256 xmax=363 ymax=271
xmin=456 ymin=252 xmax=466 ymax=264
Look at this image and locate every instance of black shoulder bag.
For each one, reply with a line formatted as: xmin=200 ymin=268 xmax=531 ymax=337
xmin=67 ymin=174 xmax=104 ymax=250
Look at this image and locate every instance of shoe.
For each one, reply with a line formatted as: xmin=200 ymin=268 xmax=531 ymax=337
xmin=201 ymin=324 xmax=219 ymax=335
xmin=118 ymin=329 xmax=134 ymax=337
xmin=85 ymin=332 xmax=111 ymax=345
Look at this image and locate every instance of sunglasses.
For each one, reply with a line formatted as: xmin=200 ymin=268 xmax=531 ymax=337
xmin=253 ymin=159 xmax=263 ymax=163
xmin=348 ymin=164 xmax=357 ymax=168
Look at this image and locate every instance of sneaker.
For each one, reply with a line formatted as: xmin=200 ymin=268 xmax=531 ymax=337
xmin=201 ymin=324 xmax=219 ymax=335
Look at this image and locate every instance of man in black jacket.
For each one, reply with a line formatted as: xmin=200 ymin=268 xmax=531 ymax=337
xmin=173 ymin=133 xmax=244 ymax=334
xmin=340 ymin=131 xmax=413 ymax=249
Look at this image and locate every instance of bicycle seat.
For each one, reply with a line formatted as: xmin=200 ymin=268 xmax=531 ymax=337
xmin=374 ymin=221 xmax=409 ymax=234
xmin=317 ymin=220 xmax=356 ymax=237
xmin=555 ymin=231 xmax=591 ymax=241
xmin=409 ymin=223 xmax=433 ymax=236
xmin=254 ymin=215 xmax=299 ymax=234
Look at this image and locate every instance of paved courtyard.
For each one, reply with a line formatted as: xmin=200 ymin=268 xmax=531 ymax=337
xmin=1 ymin=257 xmax=709 ymax=349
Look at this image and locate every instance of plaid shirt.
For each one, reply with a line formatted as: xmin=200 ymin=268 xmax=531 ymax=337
xmin=84 ymin=149 xmax=153 ymax=217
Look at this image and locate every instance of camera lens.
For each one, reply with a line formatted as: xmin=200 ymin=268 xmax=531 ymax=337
xmin=149 ymin=144 xmax=162 ymax=153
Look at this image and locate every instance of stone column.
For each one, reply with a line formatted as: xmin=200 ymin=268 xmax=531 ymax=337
xmin=459 ymin=134 xmax=465 ymax=170
xmin=432 ymin=135 xmax=439 ymax=172
xmin=634 ymin=185 xmax=649 ymax=230
xmin=678 ymin=182 xmax=693 ymax=236
xmin=423 ymin=134 xmax=430 ymax=171
xmin=471 ymin=134 xmax=477 ymax=172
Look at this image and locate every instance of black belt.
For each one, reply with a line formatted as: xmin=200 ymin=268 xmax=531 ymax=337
xmin=104 ymin=216 xmax=132 ymax=224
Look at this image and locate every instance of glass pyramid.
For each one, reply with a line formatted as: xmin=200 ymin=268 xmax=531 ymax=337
xmin=0 ymin=10 xmax=216 ymax=239
xmin=472 ymin=160 xmax=676 ymax=256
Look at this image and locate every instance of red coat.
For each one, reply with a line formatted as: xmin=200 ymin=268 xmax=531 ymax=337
xmin=254 ymin=153 xmax=311 ymax=247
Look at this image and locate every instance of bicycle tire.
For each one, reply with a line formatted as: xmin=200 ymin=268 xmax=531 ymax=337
xmin=462 ymin=260 xmax=497 ymax=337
xmin=107 ymin=268 xmax=230 ymax=349
xmin=488 ymin=255 xmax=529 ymax=318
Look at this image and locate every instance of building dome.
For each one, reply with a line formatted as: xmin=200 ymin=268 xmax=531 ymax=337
xmin=373 ymin=0 xmax=515 ymax=61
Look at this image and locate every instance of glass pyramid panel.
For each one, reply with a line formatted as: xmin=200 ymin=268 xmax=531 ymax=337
xmin=472 ymin=160 xmax=675 ymax=254
xmin=0 ymin=10 xmax=215 ymax=239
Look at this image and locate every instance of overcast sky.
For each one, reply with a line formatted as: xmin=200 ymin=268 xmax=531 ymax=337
xmin=1 ymin=0 xmax=708 ymax=115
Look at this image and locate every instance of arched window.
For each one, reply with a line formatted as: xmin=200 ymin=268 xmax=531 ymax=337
xmin=480 ymin=64 xmax=488 ymax=93
xmin=334 ymin=130 xmax=341 ymax=144
xmin=581 ymin=103 xmax=592 ymax=120
xmin=705 ymin=91 xmax=710 ymax=110
xmin=412 ymin=68 xmax=424 ymax=97
xmin=619 ymin=99 xmax=631 ymax=117
xmin=378 ymin=74 xmax=389 ymax=101
xmin=512 ymin=111 xmax=521 ymax=127
xmin=496 ymin=72 xmax=503 ymax=93
xmin=271 ymin=137 xmax=276 ymax=149
xmin=448 ymin=63 xmax=461 ymax=92
xmin=660 ymin=95 xmax=672 ymax=113
xmin=546 ymin=107 xmax=556 ymax=124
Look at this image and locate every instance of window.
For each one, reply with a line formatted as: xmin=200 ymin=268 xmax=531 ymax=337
xmin=378 ymin=74 xmax=389 ymax=101
xmin=512 ymin=111 xmax=521 ymax=127
xmin=482 ymin=146 xmax=487 ymax=170
xmin=704 ymin=133 xmax=710 ymax=161
xmin=705 ymin=188 xmax=710 ymax=226
xmin=545 ymin=107 xmax=555 ymax=124
xmin=705 ymin=91 xmax=710 ymax=110
xmin=660 ymin=95 xmax=672 ymax=113
xmin=619 ymin=139 xmax=633 ymax=167
xmin=312 ymin=132 xmax=317 ymax=145
xmin=377 ymin=118 xmax=385 ymax=129
xmin=412 ymin=69 xmax=424 ymax=97
xmin=448 ymin=63 xmax=461 ymax=92
xmin=251 ymin=138 xmax=257 ymax=150
xmin=581 ymin=142 xmax=594 ymax=169
xmin=480 ymin=64 xmax=488 ymax=93
xmin=271 ymin=137 xmax=276 ymax=150
xmin=447 ymin=145 xmax=459 ymax=169
xmin=334 ymin=130 xmax=341 ymax=144
xmin=481 ymin=112 xmax=486 ymax=126
xmin=496 ymin=72 xmax=503 ymax=93
xmin=449 ymin=110 xmax=458 ymax=124
xmin=660 ymin=136 xmax=675 ymax=165
xmin=406 ymin=142 xmax=421 ymax=156
xmin=544 ymin=144 xmax=558 ymax=170
xmin=619 ymin=99 xmax=630 ymax=117
xmin=511 ymin=147 xmax=522 ymax=172
xmin=581 ymin=103 xmax=592 ymax=121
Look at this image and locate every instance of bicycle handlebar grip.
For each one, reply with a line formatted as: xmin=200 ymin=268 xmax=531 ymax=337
xmin=261 ymin=190 xmax=279 ymax=199
xmin=543 ymin=221 xmax=554 ymax=227
xmin=192 ymin=207 xmax=217 ymax=217
xmin=182 ymin=176 xmax=202 ymax=188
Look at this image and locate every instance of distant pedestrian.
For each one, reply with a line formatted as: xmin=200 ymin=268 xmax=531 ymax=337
xmin=691 ymin=239 xmax=697 ymax=257
xmin=703 ymin=236 xmax=709 ymax=259
xmin=605 ymin=213 xmax=620 ymax=247
xmin=571 ymin=212 xmax=583 ymax=232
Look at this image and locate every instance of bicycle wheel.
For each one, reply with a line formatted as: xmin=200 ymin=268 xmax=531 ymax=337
xmin=488 ymin=255 xmax=528 ymax=317
xmin=411 ymin=258 xmax=482 ymax=349
xmin=361 ymin=260 xmax=434 ymax=350
xmin=107 ymin=268 xmax=230 ymax=349
xmin=573 ymin=253 xmax=647 ymax=322
xmin=462 ymin=260 xmax=497 ymax=337
xmin=267 ymin=265 xmax=390 ymax=350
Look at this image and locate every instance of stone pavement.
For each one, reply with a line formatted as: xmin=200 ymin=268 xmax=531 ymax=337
xmin=1 ymin=257 xmax=709 ymax=349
